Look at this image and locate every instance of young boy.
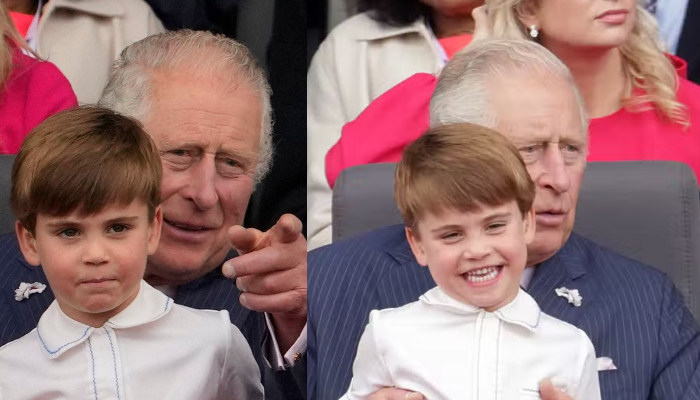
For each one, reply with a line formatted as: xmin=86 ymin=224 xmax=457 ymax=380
xmin=341 ymin=123 xmax=601 ymax=400
xmin=0 ymin=106 xmax=263 ymax=399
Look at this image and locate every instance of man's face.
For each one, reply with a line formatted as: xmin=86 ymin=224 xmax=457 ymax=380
xmin=491 ymin=75 xmax=587 ymax=265
xmin=143 ymin=74 xmax=262 ymax=285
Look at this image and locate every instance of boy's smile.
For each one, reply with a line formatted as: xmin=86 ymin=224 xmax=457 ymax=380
xmin=17 ymin=201 xmax=162 ymax=327
xmin=407 ymin=201 xmax=535 ymax=312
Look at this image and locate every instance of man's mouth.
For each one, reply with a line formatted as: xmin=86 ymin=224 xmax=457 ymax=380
xmin=164 ymin=219 xmax=212 ymax=232
xmin=535 ymin=210 xmax=567 ymax=227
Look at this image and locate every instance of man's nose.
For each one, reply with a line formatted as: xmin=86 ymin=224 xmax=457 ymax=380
xmin=539 ymin=148 xmax=571 ymax=193
xmin=187 ymin=158 xmax=219 ymax=210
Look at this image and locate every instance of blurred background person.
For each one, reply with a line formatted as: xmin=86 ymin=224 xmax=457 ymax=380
xmin=2 ymin=0 xmax=164 ymax=103
xmin=644 ymin=0 xmax=699 ymax=84
xmin=0 ymin=2 xmax=75 ymax=154
xmin=307 ymin=0 xmax=482 ymax=250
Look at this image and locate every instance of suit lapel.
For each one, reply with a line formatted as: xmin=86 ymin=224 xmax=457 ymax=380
xmin=528 ymin=234 xmax=600 ymax=327
xmin=377 ymin=237 xmax=436 ymax=309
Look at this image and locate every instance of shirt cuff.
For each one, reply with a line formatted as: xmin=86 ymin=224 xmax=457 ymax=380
xmin=264 ymin=313 xmax=307 ymax=370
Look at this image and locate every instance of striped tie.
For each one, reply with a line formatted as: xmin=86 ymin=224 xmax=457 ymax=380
xmin=646 ymin=0 xmax=657 ymax=15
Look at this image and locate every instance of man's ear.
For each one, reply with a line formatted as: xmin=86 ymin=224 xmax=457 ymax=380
xmin=147 ymin=206 xmax=163 ymax=256
xmin=524 ymin=206 xmax=536 ymax=245
xmin=16 ymin=221 xmax=41 ymax=266
xmin=515 ymin=0 xmax=539 ymax=30
xmin=406 ymin=226 xmax=429 ymax=267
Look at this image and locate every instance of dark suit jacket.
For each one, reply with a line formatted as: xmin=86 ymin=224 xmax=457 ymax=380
xmin=308 ymin=225 xmax=700 ymax=400
xmin=678 ymin=0 xmax=700 ymax=84
xmin=0 ymin=233 xmax=305 ymax=400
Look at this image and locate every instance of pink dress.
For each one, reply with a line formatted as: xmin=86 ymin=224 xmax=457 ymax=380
xmin=0 ymin=45 xmax=77 ymax=154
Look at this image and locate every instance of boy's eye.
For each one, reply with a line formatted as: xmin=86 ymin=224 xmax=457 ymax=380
xmin=440 ymin=232 xmax=461 ymax=241
xmin=108 ymin=224 xmax=129 ymax=234
xmin=486 ymin=223 xmax=506 ymax=232
xmin=59 ymin=228 xmax=78 ymax=237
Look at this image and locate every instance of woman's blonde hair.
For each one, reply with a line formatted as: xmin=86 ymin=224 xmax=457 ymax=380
xmin=487 ymin=0 xmax=688 ymax=126
xmin=0 ymin=2 xmax=37 ymax=89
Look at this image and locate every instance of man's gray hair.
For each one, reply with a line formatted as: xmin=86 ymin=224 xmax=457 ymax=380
xmin=99 ymin=30 xmax=273 ymax=183
xmin=430 ymin=39 xmax=588 ymax=134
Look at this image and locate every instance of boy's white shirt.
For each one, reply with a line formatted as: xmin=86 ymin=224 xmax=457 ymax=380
xmin=341 ymin=287 xmax=602 ymax=400
xmin=0 ymin=281 xmax=263 ymax=400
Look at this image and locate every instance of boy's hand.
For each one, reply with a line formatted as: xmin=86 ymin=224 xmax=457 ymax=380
xmin=368 ymin=388 xmax=425 ymax=400
xmin=222 ymin=214 xmax=307 ymax=353
xmin=540 ymin=380 xmax=576 ymax=400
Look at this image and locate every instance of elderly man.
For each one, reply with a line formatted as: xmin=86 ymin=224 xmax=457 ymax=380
xmin=308 ymin=39 xmax=700 ymax=400
xmin=0 ymin=31 xmax=306 ymax=400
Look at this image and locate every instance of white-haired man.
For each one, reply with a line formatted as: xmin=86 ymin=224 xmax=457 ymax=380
xmin=308 ymin=39 xmax=700 ymax=400
xmin=0 ymin=30 xmax=307 ymax=400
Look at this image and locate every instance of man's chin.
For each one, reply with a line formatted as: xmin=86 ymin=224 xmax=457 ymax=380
xmin=527 ymin=230 xmax=571 ymax=265
xmin=146 ymin=248 xmax=219 ymax=286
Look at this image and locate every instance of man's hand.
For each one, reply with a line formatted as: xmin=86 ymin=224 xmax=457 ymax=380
xmin=540 ymin=380 xmax=575 ymax=400
xmin=368 ymin=388 xmax=424 ymax=400
xmin=222 ymin=214 xmax=307 ymax=353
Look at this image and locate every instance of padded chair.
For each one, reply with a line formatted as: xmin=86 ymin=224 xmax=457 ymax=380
xmin=0 ymin=154 xmax=14 ymax=235
xmin=332 ymin=161 xmax=700 ymax=320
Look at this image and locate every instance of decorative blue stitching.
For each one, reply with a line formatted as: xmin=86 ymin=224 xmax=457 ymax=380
xmin=87 ymin=338 xmax=98 ymax=400
xmin=37 ymin=326 xmax=91 ymax=355
xmin=103 ymin=328 xmax=121 ymax=400
xmin=163 ymin=297 xmax=171 ymax=314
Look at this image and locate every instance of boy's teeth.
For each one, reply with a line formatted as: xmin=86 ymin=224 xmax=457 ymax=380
xmin=465 ymin=266 xmax=500 ymax=282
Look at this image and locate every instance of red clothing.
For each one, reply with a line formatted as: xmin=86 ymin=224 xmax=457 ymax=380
xmin=326 ymin=55 xmax=700 ymax=188
xmin=438 ymin=34 xmax=473 ymax=60
xmin=0 ymin=46 xmax=77 ymax=154
xmin=9 ymin=12 xmax=33 ymax=37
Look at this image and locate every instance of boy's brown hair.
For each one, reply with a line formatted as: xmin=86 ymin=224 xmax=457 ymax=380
xmin=12 ymin=106 xmax=162 ymax=234
xmin=394 ymin=123 xmax=534 ymax=231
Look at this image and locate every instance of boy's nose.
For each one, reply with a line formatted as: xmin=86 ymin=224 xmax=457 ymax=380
xmin=82 ymin=238 xmax=109 ymax=265
xmin=462 ymin=239 xmax=490 ymax=260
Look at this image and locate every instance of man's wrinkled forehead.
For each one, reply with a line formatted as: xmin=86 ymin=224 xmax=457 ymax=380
xmin=489 ymin=75 xmax=587 ymax=144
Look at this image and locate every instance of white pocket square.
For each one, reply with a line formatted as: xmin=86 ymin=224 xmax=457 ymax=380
xmin=596 ymin=356 xmax=617 ymax=371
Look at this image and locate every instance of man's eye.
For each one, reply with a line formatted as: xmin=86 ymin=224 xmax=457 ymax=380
xmin=59 ymin=228 xmax=78 ymax=237
xmin=170 ymin=149 xmax=188 ymax=157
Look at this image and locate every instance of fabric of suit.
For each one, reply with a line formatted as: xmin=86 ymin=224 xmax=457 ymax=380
xmin=308 ymin=225 xmax=700 ymax=400
xmin=0 ymin=232 xmax=305 ymax=400
xmin=678 ymin=0 xmax=700 ymax=84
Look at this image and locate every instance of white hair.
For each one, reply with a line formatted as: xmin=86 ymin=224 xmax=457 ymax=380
xmin=99 ymin=30 xmax=273 ymax=183
xmin=430 ymin=39 xmax=588 ymax=135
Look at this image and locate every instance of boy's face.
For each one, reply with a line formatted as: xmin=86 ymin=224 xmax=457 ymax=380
xmin=407 ymin=201 xmax=535 ymax=311
xmin=16 ymin=201 xmax=162 ymax=327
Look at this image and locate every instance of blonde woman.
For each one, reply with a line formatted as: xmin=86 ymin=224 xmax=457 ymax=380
xmin=0 ymin=3 xmax=76 ymax=154
xmin=326 ymin=0 xmax=700 ymax=198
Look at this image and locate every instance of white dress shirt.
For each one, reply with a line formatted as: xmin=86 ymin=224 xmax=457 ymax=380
xmin=0 ymin=281 xmax=263 ymax=400
xmin=341 ymin=287 xmax=601 ymax=400
xmin=652 ymin=0 xmax=689 ymax=54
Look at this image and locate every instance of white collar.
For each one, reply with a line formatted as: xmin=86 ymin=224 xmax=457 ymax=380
xmin=36 ymin=280 xmax=172 ymax=359
xmin=354 ymin=15 xmax=430 ymax=42
xmin=420 ymin=286 xmax=541 ymax=331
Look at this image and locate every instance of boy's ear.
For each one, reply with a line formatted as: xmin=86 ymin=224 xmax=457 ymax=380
xmin=515 ymin=0 xmax=539 ymax=30
xmin=406 ymin=226 xmax=428 ymax=267
xmin=523 ymin=206 xmax=536 ymax=245
xmin=147 ymin=206 xmax=163 ymax=256
xmin=15 ymin=221 xmax=41 ymax=266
